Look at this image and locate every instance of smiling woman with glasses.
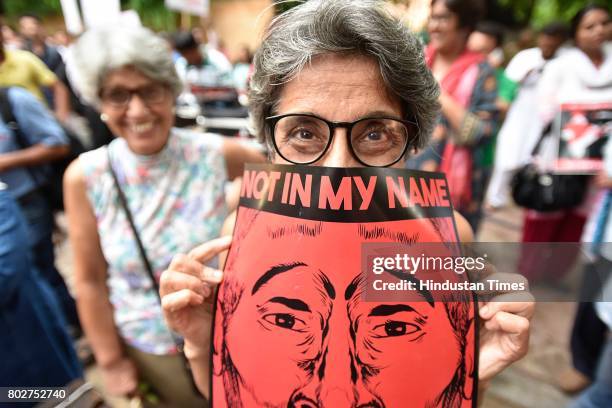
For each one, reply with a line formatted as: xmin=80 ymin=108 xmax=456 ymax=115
xmin=60 ymin=25 xmax=263 ymax=406
xmin=159 ymin=0 xmax=534 ymax=406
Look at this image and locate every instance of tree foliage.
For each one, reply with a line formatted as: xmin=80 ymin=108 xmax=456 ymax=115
xmin=1 ymin=0 xmax=178 ymax=31
xmin=2 ymin=0 xmax=62 ymax=19
xmin=1 ymin=0 xmax=606 ymax=30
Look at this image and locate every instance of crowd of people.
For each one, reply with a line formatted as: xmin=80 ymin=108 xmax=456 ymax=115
xmin=0 ymin=0 xmax=610 ymax=407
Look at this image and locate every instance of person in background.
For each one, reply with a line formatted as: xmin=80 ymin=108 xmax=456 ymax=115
xmin=570 ymin=138 xmax=612 ymax=408
xmin=0 ymin=23 xmax=70 ymax=123
xmin=468 ymin=20 xmax=506 ymax=69
xmin=18 ymin=14 xmax=68 ymax=112
xmin=18 ymin=14 xmax=64 ymax=74
xmin=232 ymin=44 xmax=252 ymax=94
xmin=0 ymin=86 xmax=80 ymax=338
xmin=1 ymin=24 xmax=23 ymax=50
xmin=466 ymin=20 xmax=507 ymax=224
xmin=486 ymin=22 xmax=568 ymax=210
xmin=408 ymin=0 xmax=499 ymax=232
xmin=49 ymin=29 xmax=71 ymax=60
xmin=173 ymin=31 xmax=234 ymax=89
xmin=56 ymin=44 xmax=114 ymax=150
xmin=64 ymin=26 xmax=263 ymax=406
xmin=526 ymin=4 xmax=611 ymax=394
xmin=0 ymin=185 xmax=82 ymax=404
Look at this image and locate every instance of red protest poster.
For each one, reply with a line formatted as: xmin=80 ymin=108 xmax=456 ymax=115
xmin=554 ymin=102 xmax=612 ymax=174
xmin=211 ymin=164 xmax=478 ymax=408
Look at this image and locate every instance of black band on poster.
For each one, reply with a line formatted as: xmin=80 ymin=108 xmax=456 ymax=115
xmin=238 ymin=163 xmax=455 ymax=222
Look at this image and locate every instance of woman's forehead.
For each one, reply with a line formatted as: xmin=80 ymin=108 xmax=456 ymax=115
xmin=275 ymin=53 xmax=402 ymax=120
xmin=102 ymin=66 xmax=155 ymax=89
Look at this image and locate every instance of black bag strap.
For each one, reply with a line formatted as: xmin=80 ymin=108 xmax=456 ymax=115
xmin=107 ymin=149 xmax=200 ymax=394
xmin=530 ymin=121 xmax=553 ymax=158
xmin=107 ymin=149 xmax=160 ymax=296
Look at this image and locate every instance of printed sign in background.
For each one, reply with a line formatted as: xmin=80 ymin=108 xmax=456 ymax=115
xmin=211 ymin=164 xmax=478 ymax=408
xmin=554 ymin=102 xmax=612 ymax=174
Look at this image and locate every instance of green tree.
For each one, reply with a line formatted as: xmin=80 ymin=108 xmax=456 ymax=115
xmin=2 ymin=0 xmax=179 ymax=31
xmin=121 ymin=0 xmax=177 ymax=31
xmin=2 ymin=0 xmax=62 ymax=19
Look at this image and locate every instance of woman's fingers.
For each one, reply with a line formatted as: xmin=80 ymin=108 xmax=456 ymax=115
xmin=165 ymin=253 xmax=204 ymax=280
xmin=188 ymin=235 xmax=232 ymax=263
xmin=161 ymin=288 xmax=204 ymax=314
xmin=160 ymin=266 xmax=210 ymax=297
xmin=479 ymin=293 xmax=535 ymax=320
xmin=484 ymin=310 xmax=531 ymax=360
xmin=202 ymin=265 xmax=223 ymax=285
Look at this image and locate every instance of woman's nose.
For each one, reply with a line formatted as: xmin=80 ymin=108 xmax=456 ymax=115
xmin=316 ymin=129 xmax=360 ymax=168
xmin=125 ymin=94 xmax=151 ymax=118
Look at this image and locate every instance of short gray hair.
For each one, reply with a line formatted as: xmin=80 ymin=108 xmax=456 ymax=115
xmin=72 ymin=26 xmax=182 ymax=107
xmin=250 ymin=0 xmax=440 ymax=151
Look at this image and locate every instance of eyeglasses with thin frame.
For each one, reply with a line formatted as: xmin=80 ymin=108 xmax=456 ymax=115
xmin=265 ymin=113 xmax=417 ymax=167
xmin=100 ymin=84 xmax=169 ymax=108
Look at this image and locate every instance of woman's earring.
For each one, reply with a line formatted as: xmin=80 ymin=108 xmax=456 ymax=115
xmin=100 ymin=113 xmax=108 ymax=122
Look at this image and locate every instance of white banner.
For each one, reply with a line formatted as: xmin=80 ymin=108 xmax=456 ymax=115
xmin=59 ymin=0 xmax=83 ymax=35
xmin=165 ymin=0 xmax=210 ymax=17
xmin=80 ymin=0 xmax=121 ymax=29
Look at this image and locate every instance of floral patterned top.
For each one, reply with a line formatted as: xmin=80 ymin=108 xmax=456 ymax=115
xmin=80 ymin=128 xmax=228 ymax=354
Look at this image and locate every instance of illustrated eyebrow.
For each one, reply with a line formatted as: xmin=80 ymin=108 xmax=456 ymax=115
xmin=268 ymin=296 xmax=311 ymax=312
xmin=357 ymin=224 xmax=419 ymax=245
xmin=368 ymin=304 xmax=418 ymax=317
xmin=345 ymin=275 xmax=362 ymax=300
xmin=384 ymin=269 xmax=434 ymax=307
xmin=268 ymin=222 xmax=323 ymax=240
xmin=251 ymin=262 xmax=307 ymax=295
xmin=317 ymin=271 xmax=336 ymax=300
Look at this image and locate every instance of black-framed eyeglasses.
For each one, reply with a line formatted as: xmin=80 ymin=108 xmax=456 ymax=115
xmin=100 ymin=84 xmax=169 ymax=108
xmin=265 ymin=113 xmax=417 ymax=167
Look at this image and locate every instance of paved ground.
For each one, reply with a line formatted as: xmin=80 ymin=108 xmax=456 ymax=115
xmin=477 ymin=206 xmax=574 ymax=407
xmin=55 ymin=205 xmax=578 ymax=407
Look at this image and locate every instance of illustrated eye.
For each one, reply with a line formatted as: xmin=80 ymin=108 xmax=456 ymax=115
xmin=263 ymin=313 xmax=307 ymax=331
xmin=373 ymin=321 xmax=421 ymax=338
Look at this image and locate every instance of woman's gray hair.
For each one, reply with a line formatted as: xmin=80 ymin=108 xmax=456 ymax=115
xmin=71 ymin=25 xmax=182 ymax=107
xmin=250 ymin=0 xmax=440 ymax=151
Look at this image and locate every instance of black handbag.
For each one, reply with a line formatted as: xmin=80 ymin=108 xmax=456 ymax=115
xmin=510 ymin=163 xmax=589 ymax=212
xmin=510 ymin=120 xmax=592 ymax=212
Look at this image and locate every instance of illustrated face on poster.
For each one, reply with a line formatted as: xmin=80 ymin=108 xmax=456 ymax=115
xmin=212 ymin=164 xmax=477 ymax=408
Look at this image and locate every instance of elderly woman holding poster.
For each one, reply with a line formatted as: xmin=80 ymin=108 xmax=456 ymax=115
xmin=160 ymin=0 xmax=533 ymax=405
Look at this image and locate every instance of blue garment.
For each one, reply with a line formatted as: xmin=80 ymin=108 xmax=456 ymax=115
xmin=0 ymin=188 xmax=82 ymax=399
xmin=0 ymin=86 xmax=68 ymax=200
xmin=0 ymin=87 xmax=79 ymax=331
xmin=571 ymin=338 xmax=612 ymax=408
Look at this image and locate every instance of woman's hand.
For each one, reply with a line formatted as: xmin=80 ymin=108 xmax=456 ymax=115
xmin=477 ymin=273 xmax=535 ymax=382
xmin=160 ymin=236 xmax=232 ymax=344
xmin=100 ymin=357 xmax=139 ymax=397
